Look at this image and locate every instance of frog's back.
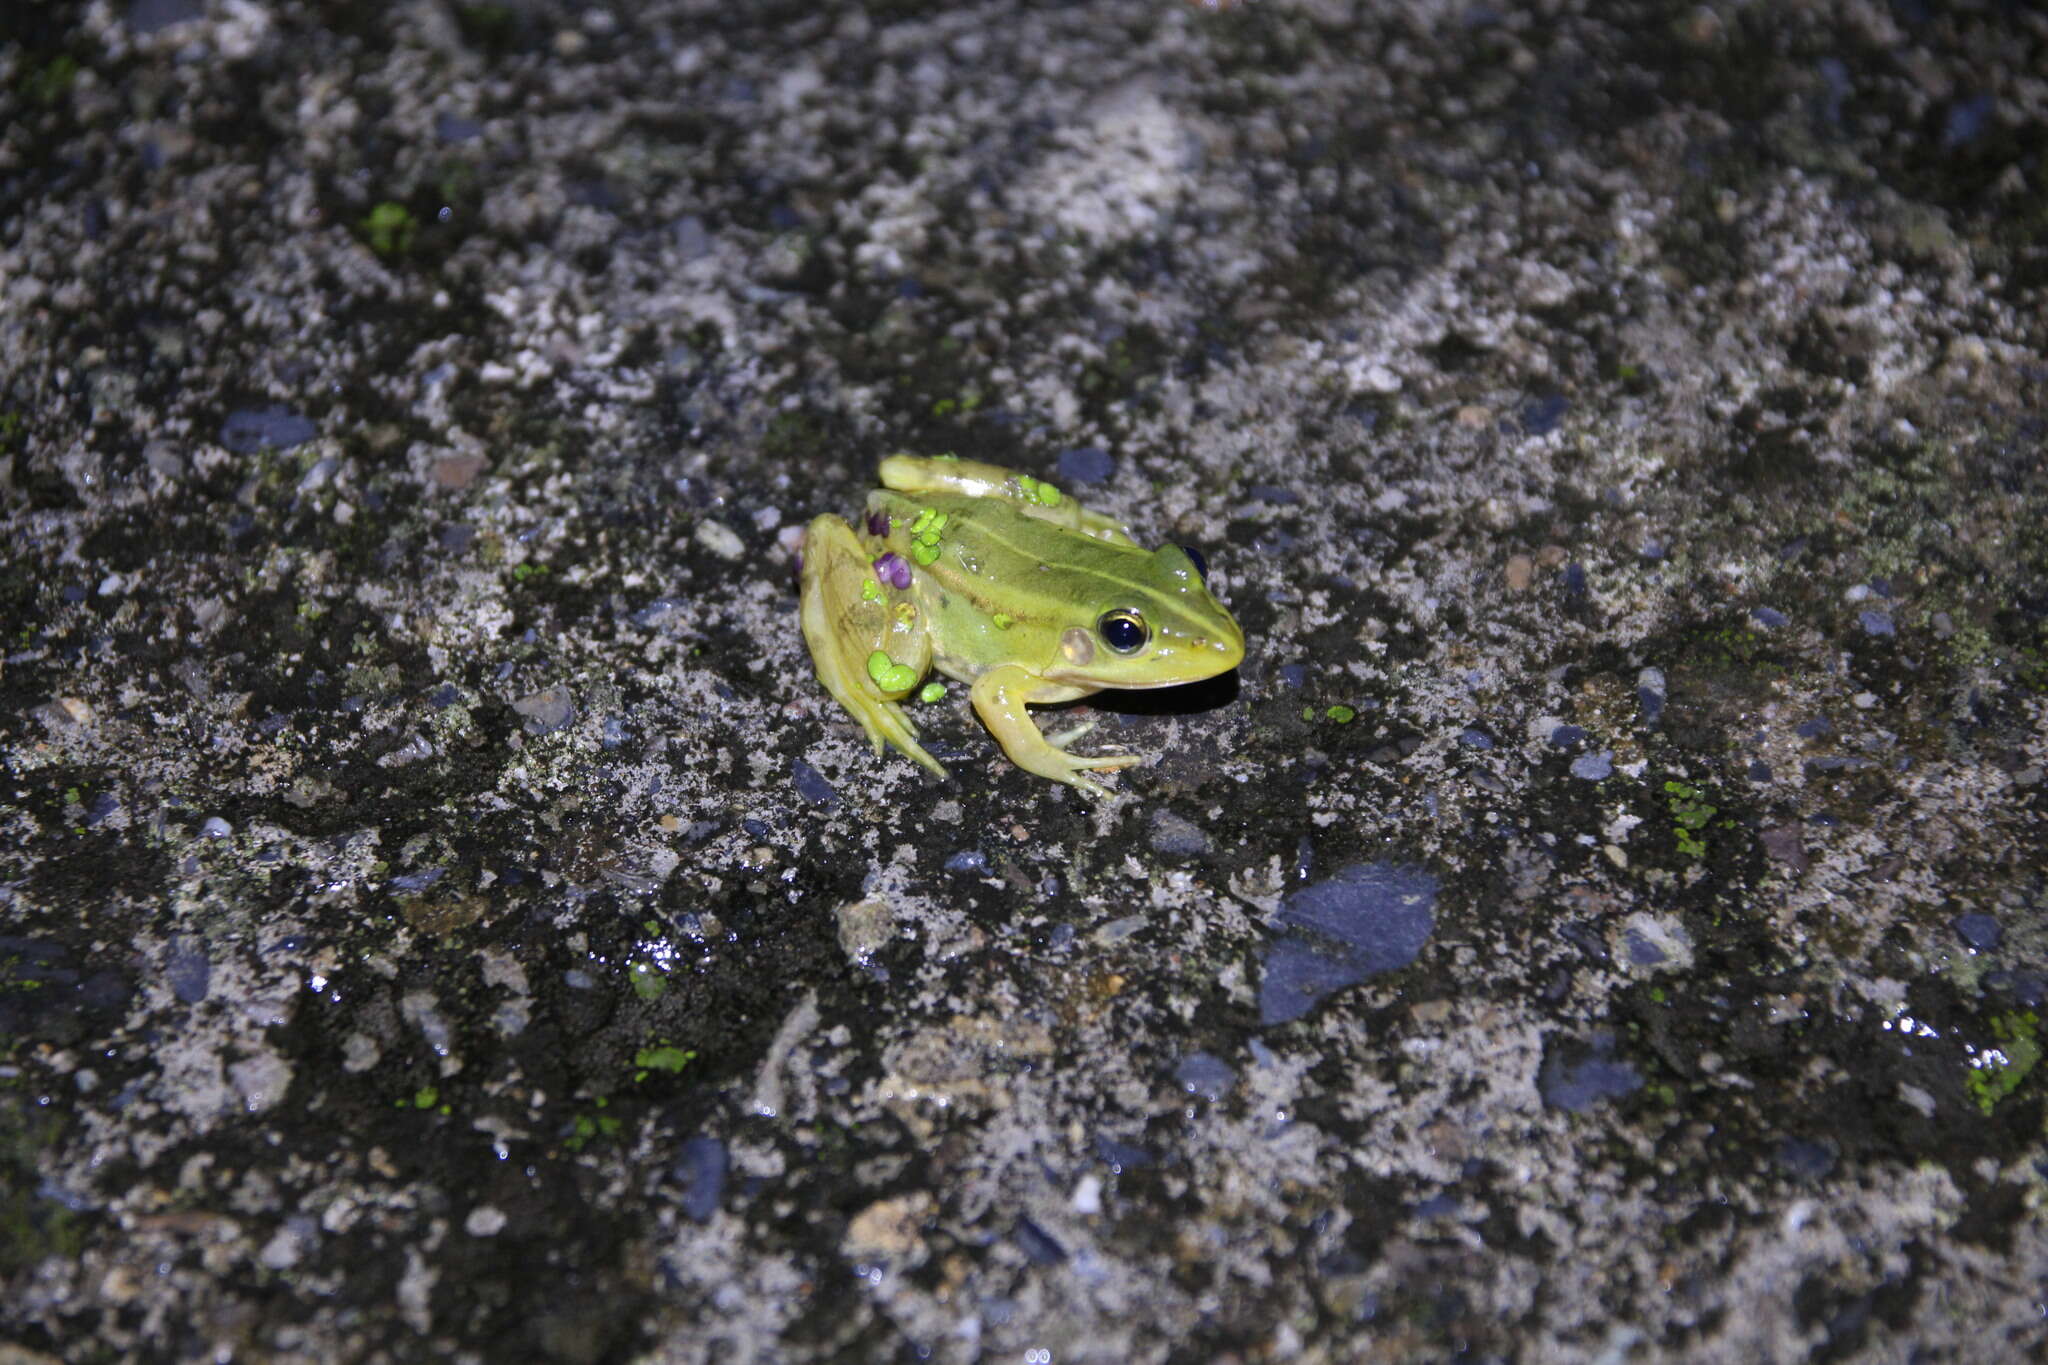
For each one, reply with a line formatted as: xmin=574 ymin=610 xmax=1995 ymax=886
xmin=873 ymin=488 xmax=1146 ymax=630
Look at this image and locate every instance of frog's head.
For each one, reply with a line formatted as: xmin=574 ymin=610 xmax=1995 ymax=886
xmin=1045 ymin=544 xmax=1245 ymax=689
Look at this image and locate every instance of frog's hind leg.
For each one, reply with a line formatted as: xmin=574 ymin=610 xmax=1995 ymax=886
xmin=798 ymin=515 xmax=943 ymax=778
xmin=878 ymin=454 xmax=1138 ymax=545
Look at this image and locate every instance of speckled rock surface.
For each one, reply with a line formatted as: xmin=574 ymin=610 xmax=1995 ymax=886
xmin=4 ymin=2 xmax=2046 ymax=1361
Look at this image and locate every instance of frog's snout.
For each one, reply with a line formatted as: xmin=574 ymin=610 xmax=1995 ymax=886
xmin=1184 ymin=612 xmax=1245 ymax=676
xmin=1208 ymin=613 xmax=1247 ymax=671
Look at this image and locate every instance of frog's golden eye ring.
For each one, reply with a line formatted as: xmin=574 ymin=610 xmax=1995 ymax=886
xmin=1097 ymin=609 xmax=1148 ymax=655
xmin=1178 ymin=546 xmax=1209 ymax=583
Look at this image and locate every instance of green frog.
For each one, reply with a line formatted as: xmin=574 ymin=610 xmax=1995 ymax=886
xmin=797 ymin=455 xmax=1245 ymax=797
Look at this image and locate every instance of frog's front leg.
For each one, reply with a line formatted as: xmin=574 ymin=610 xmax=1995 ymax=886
xmin=969 ymin=664 xmax=1141 ymax=798
xmin=798 ymin=516 xmax=943 ymax=778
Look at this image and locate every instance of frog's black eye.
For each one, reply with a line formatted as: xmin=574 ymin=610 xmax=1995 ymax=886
xmin=1098 ymin=609 xmax=1148 ymax=655
xmin=1178 ymin=545 xmax=1209 ymax=583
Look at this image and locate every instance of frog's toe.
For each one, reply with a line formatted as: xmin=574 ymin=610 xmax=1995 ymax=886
xmin=862 ymin=701 xmax=945 ymax=776
xmin=1064 ymin=769 xmax=1117 ymax=799
xmin=1041 ymin=720 xmax=1098 ymax=752
xmin=1064 ymin=751 xmax=1141 ymax=772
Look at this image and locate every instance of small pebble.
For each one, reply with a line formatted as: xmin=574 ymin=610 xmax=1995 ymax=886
xmin=1174 ymin=1051 xmax=1236 ymax=1101
xmin=1057 ymin=446 xmax=1115 ymax=485
xmin=1148 ymin=810 xmax=1210 ymax=857
xmin=220 ymin=406 xmax=318 ymax=454
xmin=512 ymin=686 xmax=576 ymax=734
xmin=1537 ymin=1031 xmax=1641 ymax=1112
xmin=675 ymin=1136 xmax=729 ymax=1222
xmin=1952 ymin=913 xmax=2001 ymax=952
xmin=789 ymin=758 xmax=838 ymax=808
xmin=1570 ymin=751 xmax=1614 ymax=781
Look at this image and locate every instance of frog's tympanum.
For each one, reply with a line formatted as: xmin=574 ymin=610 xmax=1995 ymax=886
xmin=798 ymin=456 xmax=1245 ymax=797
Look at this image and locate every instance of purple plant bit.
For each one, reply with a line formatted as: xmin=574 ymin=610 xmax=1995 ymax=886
xmin=873 ymin=552 xmax=912 ymax=590
xmin=866 ymin=510 xmax=890 ymax=537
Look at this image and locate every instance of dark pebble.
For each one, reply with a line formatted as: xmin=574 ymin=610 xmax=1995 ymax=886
xmin=165 ymin=935 xmax=211 ymax=1004
xmin=1057 ymin=446 xmax=1115 ymax=485
xmin=435 ymin=113 xmax=484 ymax=142
xmin=1795 ymin=717 xmax=1832 ymax=739
xmin=789 ymin=758 xmax=837 ymax=808
xmin=1858 ymin=610 xmax=1894 ymax=637
xmin=390 ymin=868 xmax=445 ymax=894
xmin=1548 ymin=724 xmax=1587 ymax=749
xmin=1148 ymin=810 xmax=1209 ymax=857
xmin=1013 ymin=1216 xmax=1067 ymax=1265
xmin=1459 ymin=728 xmax=1493 ymax=750
xmin=128 ymin=0 xmax=202 ymax=33
xmin=220 ymin=406 xmax=318 ymax=455
xmin=1952 ymin=913 xmax=2002 ymax=951
xmin=1174 ymin=1051 xmax=1235 ymax=1101
xmin=1093 ymin=1135 xmax=1153 ymax=1171
xmin=943 ymin=849 xmax=989 ymax=875
xmin=1752 ymin=607 xmax=1788 ymax=628
xmin=1984 ymin=972 xmax=2046 ymax=1008
xmin=1258 ymin=863 xmax=1437 ymax=1025
xmin=1522 ymin=393 xmax=1568 ymax=435
xmin=1411 ymin=1193 xmax=1461 ymax=1220
xmin=674 ymin=1136 xmax=728 ymax=1222
xmin=1942 ymin=93 xmax=1994 ymax=149
xmin=1537 ymin=1031 xmax=1642 ymax=1112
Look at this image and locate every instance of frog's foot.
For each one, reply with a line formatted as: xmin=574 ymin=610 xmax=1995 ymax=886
xmin=1041 ymin=719 xmax=1142 ymax=775
xmin=971 ymin=666 xmax=1143 ymax=798
xmin=798 ymin=515 xmax=945 ymax=779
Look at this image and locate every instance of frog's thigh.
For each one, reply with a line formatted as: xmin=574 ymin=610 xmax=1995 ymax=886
xmin=969 ymin=664 xmax=1141 ymax=795
xmin=878 ymin=454 xmax=1135 ymax=545
xmin=798 ymin=516 xmax=943 ymax=777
